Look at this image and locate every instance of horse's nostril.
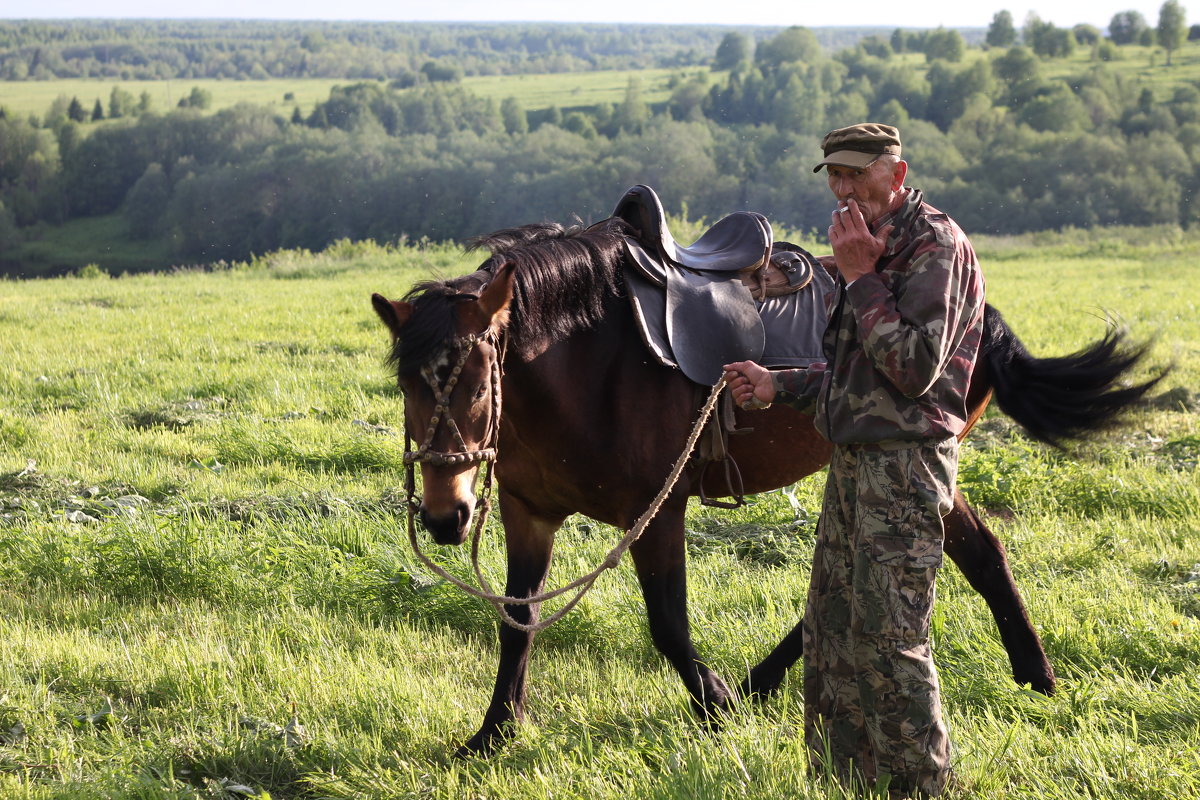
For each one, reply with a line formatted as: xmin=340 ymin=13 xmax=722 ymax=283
xmin=418 ymin=502 xmax=474 ymax=546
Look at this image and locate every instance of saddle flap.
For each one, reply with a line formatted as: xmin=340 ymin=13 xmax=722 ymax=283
xmin=622 ymin=237 xmax=667 ymax=288
xmin=666 ymin=269 xmax=764 ymax=385
xmin=625 ymin=263 xmax=676 ymax=368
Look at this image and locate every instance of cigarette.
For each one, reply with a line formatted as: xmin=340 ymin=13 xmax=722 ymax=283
xmin=837 ymin=207 xmax=849 ymax=214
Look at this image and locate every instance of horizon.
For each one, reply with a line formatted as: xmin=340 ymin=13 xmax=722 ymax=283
xmin=0 ymin=0 xmax=1182 ymax=32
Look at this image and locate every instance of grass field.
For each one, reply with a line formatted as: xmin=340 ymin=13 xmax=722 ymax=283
xmin=0 ymin=67 xmax=694 ymax=124
xmin=10 ymin=214 xmax=173 ymax=277
xmin=5 ymin=38 xmax=1199 ymax=124
xmin=465 ymin=66 xmax=695 ymax=110
xmin=0 ymin=77 xmax=348 ymax=121
xmin=0 ymin=229 xmax=1197 ymax=799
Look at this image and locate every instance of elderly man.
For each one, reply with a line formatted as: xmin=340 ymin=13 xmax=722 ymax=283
xmin=724 ymin=123 xmax=985 ymax=797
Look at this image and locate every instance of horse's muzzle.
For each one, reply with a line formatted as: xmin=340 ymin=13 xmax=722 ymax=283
xmin=419 ymin=500 xmax=474 ymax=546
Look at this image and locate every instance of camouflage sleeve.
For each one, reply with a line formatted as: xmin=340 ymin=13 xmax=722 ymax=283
xmin=771 ymin=364 xmax=826 ymax=415
xmin=844 ymin=239 xmax=981 ymax=399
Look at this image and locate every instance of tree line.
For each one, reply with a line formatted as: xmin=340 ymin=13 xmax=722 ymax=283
xmin=0 ymin=11 xmax=1196 ymax=274
xmin=0 ymin=20 xmax=907 ymax=82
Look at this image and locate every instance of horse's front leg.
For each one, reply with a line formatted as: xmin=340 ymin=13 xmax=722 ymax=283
xmin=458 ymin=491 xmax=564 ymax=756
xmin=943 ymin=489 xmax=1056 ymax=694
xmin=630 ymin=503 xmax=734 ymax=725
xmin=738 ymin=620 xmax=804 ymax=702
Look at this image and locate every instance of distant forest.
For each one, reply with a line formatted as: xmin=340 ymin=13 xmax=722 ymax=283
xmin=0 ymin=16 xmax=1196 ymax=275
xmin=0 ymin=20 xmax=925 ymax=80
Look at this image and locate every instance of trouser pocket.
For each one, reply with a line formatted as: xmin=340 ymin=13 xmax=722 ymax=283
xmin=858 ymin=532 xmax=942 ymax=644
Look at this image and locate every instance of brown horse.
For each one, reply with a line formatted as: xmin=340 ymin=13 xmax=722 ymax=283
xmin=371 ymin=218 xmax=1158 ymax=755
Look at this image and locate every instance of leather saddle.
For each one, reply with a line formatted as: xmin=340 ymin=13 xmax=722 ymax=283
xmin=613 ymin=184 xmax=829 ymax=386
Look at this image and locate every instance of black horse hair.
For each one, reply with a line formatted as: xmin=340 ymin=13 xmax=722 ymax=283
xmin=468 ymin=220 xmax=628 ymax=347
xmin=389 ymin=282 xmax=464 ymax=378
xmin=981 ymin=304 xmax=1166 ymax=447
xmin=390 ymin=220 xmax=628 ymax=377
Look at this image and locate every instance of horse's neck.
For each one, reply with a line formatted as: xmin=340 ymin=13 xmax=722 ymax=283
xmin=504 ymin=297 xmax=645 ymax=408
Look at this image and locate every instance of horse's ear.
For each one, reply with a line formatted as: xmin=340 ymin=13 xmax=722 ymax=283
xmin=477 ymin=262 xmax=515 ymax=330
xmin=371 ymin=293 xmax=412 ymax=339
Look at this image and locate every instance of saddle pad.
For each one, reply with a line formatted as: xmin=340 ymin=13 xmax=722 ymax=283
xmin=758 ymin=261 xmax=836 ymax=368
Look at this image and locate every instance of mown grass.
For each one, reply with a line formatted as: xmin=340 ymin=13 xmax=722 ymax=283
xmin=0 ymin=228 xmax=1197 ymax=799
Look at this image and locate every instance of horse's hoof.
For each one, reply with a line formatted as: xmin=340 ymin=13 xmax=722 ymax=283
xmin=1016 ymin=667 xmax=1057 ymax=696
xmin=736 ymin=676 xmax=778 ymax=705
xmin=453 ymin=732 xmax=497 ymax=758
xmin=693 ymin=684 xmax=737 ymax=731
xmin=696 ymin=704 xmax=728 ymax=733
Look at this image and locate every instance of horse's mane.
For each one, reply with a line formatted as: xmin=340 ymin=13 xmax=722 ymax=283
xmin=391 ymin=219 xmax=627 ymax=376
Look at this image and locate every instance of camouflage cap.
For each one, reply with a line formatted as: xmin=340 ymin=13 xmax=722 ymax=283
xmin=812 ymin=122 xmax=902 ymax=173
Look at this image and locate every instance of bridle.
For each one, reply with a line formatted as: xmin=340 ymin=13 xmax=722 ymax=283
xmin=403 ymin=328 xmax=504 ymax=469
xmin=402 ymin=327 xmax=505 ymax=534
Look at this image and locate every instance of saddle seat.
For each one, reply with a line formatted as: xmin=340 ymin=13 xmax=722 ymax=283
xmin=613 ymin=183 xmax=772 ymax=275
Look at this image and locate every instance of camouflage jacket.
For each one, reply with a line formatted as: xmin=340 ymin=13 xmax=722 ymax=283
xmin=771 ymin=188 xmax=985 ymax=444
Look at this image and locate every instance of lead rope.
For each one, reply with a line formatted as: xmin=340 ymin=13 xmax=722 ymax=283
xmin=404 ymin=376 xmax=727 ymax=634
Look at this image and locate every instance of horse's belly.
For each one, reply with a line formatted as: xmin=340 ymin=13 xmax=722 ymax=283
xmin=698 ymin=406 xmax=831 ymax=498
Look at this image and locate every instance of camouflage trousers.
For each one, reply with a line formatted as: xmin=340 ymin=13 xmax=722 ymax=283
xmin=803 ymin=437 xmax=958 ymax=798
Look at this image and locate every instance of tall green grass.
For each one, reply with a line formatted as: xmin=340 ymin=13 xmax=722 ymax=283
xmin=0 ymin=228 xmax=1197 ymax=798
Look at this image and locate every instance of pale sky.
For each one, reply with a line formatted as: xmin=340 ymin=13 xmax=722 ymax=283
xmin=0 ymin=0 xmax=1180 ymax=31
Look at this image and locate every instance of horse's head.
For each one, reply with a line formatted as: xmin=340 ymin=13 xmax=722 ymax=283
xmin=372 ymin=263 xmax=515 ymax=545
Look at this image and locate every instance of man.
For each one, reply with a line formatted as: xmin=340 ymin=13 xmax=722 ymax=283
xmin=724 ymin=122 xmax=985 ymax=798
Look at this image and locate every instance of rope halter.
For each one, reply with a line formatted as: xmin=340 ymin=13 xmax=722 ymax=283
xmin=403 ymin=329 xmax=504 ymax=469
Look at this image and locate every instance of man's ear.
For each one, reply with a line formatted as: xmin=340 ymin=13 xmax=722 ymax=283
xmin=371 ymin=293 xmax=412 ymax=339
xmin=476 ymin=262 xmax=515 ymax=332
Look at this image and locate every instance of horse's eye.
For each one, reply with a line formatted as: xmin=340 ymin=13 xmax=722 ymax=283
xmin=473 ymin=384 xmax=488 ymax=402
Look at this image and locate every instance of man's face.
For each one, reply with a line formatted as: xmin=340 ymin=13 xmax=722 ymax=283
xmin=825 ymin=158 xmax=904 ymax=225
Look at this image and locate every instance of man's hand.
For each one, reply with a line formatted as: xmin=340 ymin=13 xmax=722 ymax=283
xmin=723 ymin=360 xmax=775 ymax=410
xmin=828 ymin=198 xmax=892 ymax=283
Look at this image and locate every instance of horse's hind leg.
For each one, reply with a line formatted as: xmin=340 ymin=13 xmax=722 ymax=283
xmin=943 ymin=489 xmax=1057 ymax=695
xmin=740 ymin=489 xmax=1059 ymax=701
xmin=458 ymin=493 xmax=564 ymax=756
xmin=629 ymin=504 xmax=735 ymax=724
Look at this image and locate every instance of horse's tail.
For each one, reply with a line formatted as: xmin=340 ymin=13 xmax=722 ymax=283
xmin=981 ymin=304 xmax=1166 ymax=447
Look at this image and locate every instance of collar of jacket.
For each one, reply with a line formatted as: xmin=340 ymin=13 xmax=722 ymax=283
xmin=872 ymin=187 xmax=923 ymax=258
